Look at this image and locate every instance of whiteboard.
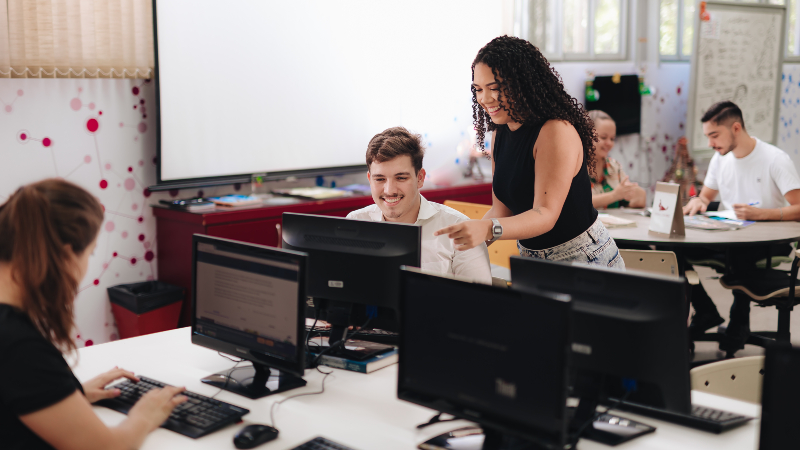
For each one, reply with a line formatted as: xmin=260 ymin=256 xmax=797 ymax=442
xmin=686 ymin=2 xmax=785 ymax=157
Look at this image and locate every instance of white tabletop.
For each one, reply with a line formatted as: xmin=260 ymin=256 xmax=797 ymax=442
xmin=73 ymin=328 xmax=762 ymax=450
xmin=604 ymin=209 xmax=800 ymax=247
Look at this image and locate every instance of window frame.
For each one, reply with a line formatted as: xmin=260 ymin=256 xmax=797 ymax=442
xmin=660 ymin=0 xmax=800 ymax=63
xmin=514 ymin=0 xmax=630 ymax=62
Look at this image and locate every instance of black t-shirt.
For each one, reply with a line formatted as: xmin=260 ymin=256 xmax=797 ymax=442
xmin=0 ymin=304 xmax=84 ymax=450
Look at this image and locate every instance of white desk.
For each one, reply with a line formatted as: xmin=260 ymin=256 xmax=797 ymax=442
xmin=73 ymin=328 xmax=762 ymax=450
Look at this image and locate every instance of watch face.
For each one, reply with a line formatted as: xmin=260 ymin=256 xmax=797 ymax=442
xmin=493 ymin=225 xmax=503 ymax=235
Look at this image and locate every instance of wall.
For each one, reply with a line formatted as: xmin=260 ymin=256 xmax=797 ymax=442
xmin=3 ymin=60 xmax=798 ymax=347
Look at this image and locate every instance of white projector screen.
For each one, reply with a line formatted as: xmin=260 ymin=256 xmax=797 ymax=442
xmin=154 ymin=0 xmax=503 ymax=188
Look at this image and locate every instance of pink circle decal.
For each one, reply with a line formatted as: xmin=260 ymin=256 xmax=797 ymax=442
xmin=140 ymin=99 xmax=145 ymax=105
xmin=124 ymin=178 xmax=136 ymax=191
xmin=105 ymin=163 xmax=112 ymax=170
xmin=85 ymin=340 xmax=93 ymax=347
xmin=132 ymin=203 xmax=138 ymax=211
xmin=4 ymin=105 xmax=11 ymax=113
xmin=146 ymin=275 xmax=154 ymax=281
xmin=121 ymin=232 xmax=128 ymax=238
xmin=137 ymin=216 xmax=143 ymax=223
xmin=70 ymin=98 xmax=82 ymax=111
xmin=138 ymin=234 xmax=145 ymax=241
xmin=144 ymin=251 xmax=155 ymax=262
xmin=103 ymin=263 xmax=109 ymax=269
xmin=143 ymin=241 xmax=151 ymax=249
xmin=137 ymin=122 xmax=147 ymax=133
xmin=139 ymin=160 xmax=144 ymax=167
xmin=128 ymin=166 xmax=133 ymax=172
xmin=130 ymin=257 xmax=137 ymax=265
xmin=105 ymin=221 xmax=115 ymax=232
xmin=140 ymin=106 xmax=147 ymax=115
xmin=143 ymin=188 xmax=151 ymax=197
xmin=20 ymin=133 xmax=27 ymax=140
xmin=113 ymin=252 xmax=118 ymax=257
xmin=84 ymin=155 xmax=92 ymax=163
xmin=99 ymin=179 xmax=108 ymax=189
xmin=119 ymin=122 xmax=124 ymax=128
xmin=110 ymin=333 xmax=118 ymax=341
xmin=132 ymin=87 xmax=140 ymax=95
xmin=86 ymin=118 xmax=99 ymax=133
xmin=16 ymin=89 xmax=23 ymax=96
xmin=42 ymin=138 xmax=51 ymax=147
xmin=88 ymin=102 xmax=95 ymax=110
xmin=93 ymin=279 xmax=100 ymax=285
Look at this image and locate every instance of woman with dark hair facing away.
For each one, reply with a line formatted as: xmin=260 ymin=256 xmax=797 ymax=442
xmin=435 ymin=36 xmax=624 ymax=268
xmin=0 ymin=179 xmax=187 ymax=450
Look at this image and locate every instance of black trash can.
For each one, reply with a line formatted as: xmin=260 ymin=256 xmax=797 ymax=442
xmin=108 ymin=281 xmax=184 ymax=339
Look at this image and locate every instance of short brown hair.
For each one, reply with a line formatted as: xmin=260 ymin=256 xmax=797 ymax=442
xmin=0 ymin=179 xmax=104 ymax=354
xmin=366 ymin=127 xmax=425 ymax=174
xmin=701 ymin=101 xmax=745 ymax=130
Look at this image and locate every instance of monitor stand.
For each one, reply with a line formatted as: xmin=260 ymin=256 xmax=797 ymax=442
xmin=201 ymin=362 xmax=306 ymax=399
xmin=419 ymin=426 xmax=562 ymax=450
xmin=569 ymin=373 xmax=656 ymax=446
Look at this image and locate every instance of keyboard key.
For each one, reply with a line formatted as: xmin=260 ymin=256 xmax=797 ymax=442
xmin=96 ymin=375 xmax=250 ymax=439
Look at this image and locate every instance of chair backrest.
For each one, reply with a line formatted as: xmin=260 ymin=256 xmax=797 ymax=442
xmin=689 ymin=355 xmax=765 ymax=404
xmin=443 ymin=200 xmax=518 ymax=269
xmin=619 ymin=249 xmax=680 ymax=279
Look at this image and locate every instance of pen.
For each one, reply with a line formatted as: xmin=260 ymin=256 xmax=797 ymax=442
xmin=748 ymin=202 xmax=760 ymax=206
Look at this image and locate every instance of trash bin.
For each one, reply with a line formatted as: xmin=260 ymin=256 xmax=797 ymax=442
xmin=108 ymin=281 xmax=184 ymax=339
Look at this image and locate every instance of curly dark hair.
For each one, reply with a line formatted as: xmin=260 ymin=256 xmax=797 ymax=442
xmin=472 ymin=36 xmax=596 ymax=173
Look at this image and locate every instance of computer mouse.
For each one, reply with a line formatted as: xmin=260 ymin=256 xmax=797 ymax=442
xmin=233 ymin=424 xmax=279 ymax=449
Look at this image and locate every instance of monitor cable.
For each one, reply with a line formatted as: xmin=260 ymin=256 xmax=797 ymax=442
xmin=309 ymin=317 xmax=372 ymax=369
xmin=416 ymin=412 xmax=459 ymax=429
xmin=210 ymin=352 xmax=249 ymax=400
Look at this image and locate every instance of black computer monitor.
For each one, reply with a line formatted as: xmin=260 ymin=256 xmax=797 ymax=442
xmin=191 ymin=234 xmax=308 ymax=399
xmin=760 ymin=344 xmax=800 ymax=450
xmin=281 ymin=212 xmax=421 ymax=346
xmin=397 ymin=267 xmax=575 ymax=450
xmin=509 ymin=256 xmax=691 ymax=414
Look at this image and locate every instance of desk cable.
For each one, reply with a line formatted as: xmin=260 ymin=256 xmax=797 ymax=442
xmin=267 ymin=317 xmax=374 ymax=428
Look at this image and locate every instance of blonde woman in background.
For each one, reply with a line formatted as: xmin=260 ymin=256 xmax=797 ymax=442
xmin=588 ymin=110 xmax=646 ymax=209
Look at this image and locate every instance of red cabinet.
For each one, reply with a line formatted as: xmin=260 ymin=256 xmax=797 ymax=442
xmin=152 ymin=183 xmax=492 ymax=326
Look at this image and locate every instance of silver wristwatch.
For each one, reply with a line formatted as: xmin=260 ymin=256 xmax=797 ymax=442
xmin=487 ymin=218 xmax=503 ymax=244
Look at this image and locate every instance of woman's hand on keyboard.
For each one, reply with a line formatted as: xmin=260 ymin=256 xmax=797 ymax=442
xmin=83 ymin=367 xmax=140 ymax=404
xmin=128 ymin=385 xmax=188 ymax=432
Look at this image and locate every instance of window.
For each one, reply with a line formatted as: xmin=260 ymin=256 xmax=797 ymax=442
xmin=660 ymin=0 xmax=799 ymax=62
xmin=0 ymin=0 xmax=154 ymax=78
xmin=514 ymin=0 xmax=628 ymax=61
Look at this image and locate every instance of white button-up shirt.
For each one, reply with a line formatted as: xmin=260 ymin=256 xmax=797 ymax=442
xmin=346 ymin=195 xmax=492 ymax=284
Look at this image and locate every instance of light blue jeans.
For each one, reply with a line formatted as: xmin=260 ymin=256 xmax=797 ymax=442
xmin=517 ymin=217 xmax=625 ymax=269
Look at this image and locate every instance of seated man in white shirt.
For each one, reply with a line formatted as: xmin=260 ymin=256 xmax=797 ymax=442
xmin=683 ymin=101 xmax=800 ymax=354
xmin=347 ymin=127 xmax=492 ymax=284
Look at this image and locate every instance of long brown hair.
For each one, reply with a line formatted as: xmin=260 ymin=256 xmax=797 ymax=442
xmin=0 ymin=179 xmax=104 ymax=353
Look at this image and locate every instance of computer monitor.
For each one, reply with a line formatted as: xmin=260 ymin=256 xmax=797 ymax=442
xmin=397 ymin=267 xmax=575 ymax=450
xmin=191 ymin=234 xmax=308 ymax=399
xmin=760 ymin=344 xmax=800 ymax=450
xmin=509 ymin=256 xmax=691 ymax=414
xmin=281 ymin=212 xmax=421 ymax=346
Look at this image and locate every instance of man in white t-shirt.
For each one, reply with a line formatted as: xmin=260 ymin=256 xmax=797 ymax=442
xmin=683 ymin=101 xmax=800 ymax=354
xmin=347 ymin=127 xmax=492 ymax=284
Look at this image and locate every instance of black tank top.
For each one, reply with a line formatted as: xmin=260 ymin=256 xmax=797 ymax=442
xmin=492 ymin=121 xmax=597 ymax=250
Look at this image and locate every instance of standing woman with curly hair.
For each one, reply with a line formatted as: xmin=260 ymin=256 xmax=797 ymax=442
xmin=0 ymin=179 xmax=187 ymax=450
xmin=435 ymin=36 xmax=624 ymax=268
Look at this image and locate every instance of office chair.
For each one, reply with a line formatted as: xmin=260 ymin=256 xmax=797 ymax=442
xmin=690 ymin=356 xmax=765 ymax=404
xmin=442 ymin=200 xmax=518 ymax=269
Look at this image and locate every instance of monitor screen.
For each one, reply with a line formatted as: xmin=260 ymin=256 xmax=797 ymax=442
xmin=397 ymin=268 xmax=573 ymax=448
xmin=281 ymin=212 xmax=421 ymax=309
xmin=191 ymin=234 xmax=308 ymax=398
xmin=509 ymin=256 xmax=691 ymax=414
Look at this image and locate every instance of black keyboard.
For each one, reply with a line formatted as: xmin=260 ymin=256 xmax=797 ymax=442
xmin=291 ymin=436 xmax=357 ymax=450
xmin=96 ymin=376 xmax=249 ymax=438
xmin=616 ymin=401 xmax=753 ymax=433
xmin=307 ymin=327 xmax=399 ymax=346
